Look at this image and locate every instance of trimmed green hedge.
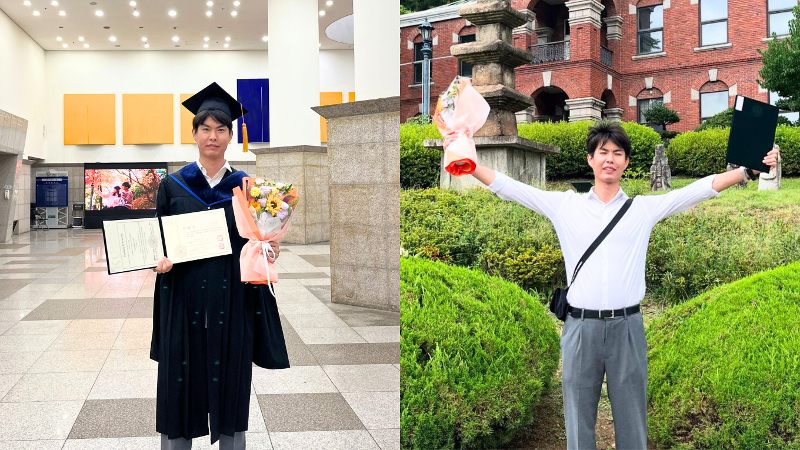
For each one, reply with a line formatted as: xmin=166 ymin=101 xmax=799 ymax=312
xmin=400 ymin=123 xmax=442 ymax=189
xmin=667 ymin=125 xmax=800 ymax=176
xmin=518 ymin=121 xmax=662 ymax=179
xmin=647 ymin=262 xmax=800 ymax=449
xmin=400 ymin=257 xmax=560 ymax=449
xmin=401 ymin=184 xmax=800 ymax=305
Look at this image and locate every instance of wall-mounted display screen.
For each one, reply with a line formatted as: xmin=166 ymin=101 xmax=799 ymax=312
xmin=84 ymin=166 xmax=167 ymax=211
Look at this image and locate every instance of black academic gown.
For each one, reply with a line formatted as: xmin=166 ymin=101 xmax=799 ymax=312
xmin=150 ymin=163 xmax=290 ymax=444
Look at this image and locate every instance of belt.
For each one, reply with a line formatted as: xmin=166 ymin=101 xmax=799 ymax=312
xmin=567 ymin=304 xmax=640 ymax=319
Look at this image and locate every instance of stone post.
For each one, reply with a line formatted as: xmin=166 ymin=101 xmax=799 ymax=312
xmin=249 ymin=146 xmax=329 ymax=244
xmin=312 ymin=97 xmax=399 ymax=312
xmin=650 ymin=143 xmax=672 ymax=191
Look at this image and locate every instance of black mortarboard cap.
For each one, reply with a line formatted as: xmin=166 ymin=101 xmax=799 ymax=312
xmin=181 ymin=82 xmax=248 ymax=120
xmin=727 ymin=95 xmax=778 ymax=173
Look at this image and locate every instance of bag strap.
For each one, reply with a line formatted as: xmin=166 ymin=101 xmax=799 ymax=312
xmin=567 ymin=198 xmax=633 ymax=288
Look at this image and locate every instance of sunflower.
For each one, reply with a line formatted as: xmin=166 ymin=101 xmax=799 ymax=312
xmin=264 ymin=192 xmax=282 ymax=216
xmin=251 ymin=202 xmax=262 ymax=212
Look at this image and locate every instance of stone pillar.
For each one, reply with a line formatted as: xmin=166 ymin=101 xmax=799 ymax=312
xmin=566 ymin=0 xmax=604 ymax=61
xmin=566 ymin=97 xmax=605 ymax=122
xmin=534 ymin=27 xmax=554 ymax=44
xmin=268 ymin=0 xmax=320 ymax=147
xmin=650 ymin=143 xmax=672 ymax=192
xmin=516 ymin=106 xmax=535 ymax=124
xmin=14 ymin=160 xmax=33 ymax=234
xmin=513 ymin=9 xmax=536 ymax=50
xmin=604 ymin=16 xmax=623 ymax=40
xmin=0 ymin=109 xmax=27 ymax=242
xmin=603 ymin=108 xmax=624 ymax=121
xmin=249 ymin=146 xmax=329 ymax=244
xmin=353 ymin=0 xmax=399 ymax=100
xmin=312 ymin=98 xmax=399 ymax=312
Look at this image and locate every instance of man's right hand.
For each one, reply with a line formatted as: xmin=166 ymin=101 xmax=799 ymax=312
xmin=153 ymin=257 xmax=173 ymax=274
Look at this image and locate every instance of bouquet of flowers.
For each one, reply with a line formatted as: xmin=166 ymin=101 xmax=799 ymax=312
xmin=231 ymin=177 xmax=299 ymax=295
xmin=432 ymin=76 xmax=491 ymax=176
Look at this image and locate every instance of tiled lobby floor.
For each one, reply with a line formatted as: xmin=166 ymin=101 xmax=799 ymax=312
xmin=0 ymin=228 xmax=400 ymax=450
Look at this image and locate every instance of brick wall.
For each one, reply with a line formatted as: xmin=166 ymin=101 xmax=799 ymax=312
xmin=401 ymin=0 xmax=792 ymax=131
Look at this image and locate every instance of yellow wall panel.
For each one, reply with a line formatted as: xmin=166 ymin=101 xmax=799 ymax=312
xmin=319 ymin=92 xmax=343 ymax=143
xmin=180 ymin=94 xmax=195 ymax=144
xmin=348 ymin=92 xmax=355 ymax=103
xmin=64 ymin=94 xmax=89 ymax=145
xmin=123 ymin=94 xmax=148 ymax=144
xmin=147 ymin=94 xmax=174 ymax=144
xmin=87 ymin=94 xmax=115 ymax=145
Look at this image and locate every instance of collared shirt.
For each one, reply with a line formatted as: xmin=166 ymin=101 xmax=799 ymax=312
xmin=196 ymin=160 xmax=231 ymax=188
xmin=488 ymin=172 xmax=721 ymax=310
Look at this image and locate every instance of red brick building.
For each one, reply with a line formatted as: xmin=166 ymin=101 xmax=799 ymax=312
xmin=400 ymin=0 xmax=799 ymax=132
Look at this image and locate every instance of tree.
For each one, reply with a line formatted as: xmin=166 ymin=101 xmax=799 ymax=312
xmin=400 ymin=0 xmax=451 ymax=13
xmin=758 ymin=5 xmax=800 ymax=112
xmin=695 ymin=108 xmax=734 ymax=131
xmin=401 ymin=4 xmax=412 ymax=14
xmin=643 ymin=103 xmax=681 ymax=131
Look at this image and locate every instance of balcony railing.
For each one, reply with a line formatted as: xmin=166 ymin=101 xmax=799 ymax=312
xmin=529 ymin=40 xmax=570 ymax=64
xmin=601 ymin=45 xmax=613 ymax=66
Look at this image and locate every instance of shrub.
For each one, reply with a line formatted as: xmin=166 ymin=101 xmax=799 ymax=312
xmin=400 ymin=122 xmax=442 ymax=189
xmin=668 ymin=125 xmax=800 ymax=176
xmin=400 ymin=257 xmax=560 ymax=449
xmin=517 ymin=121 xmax=662 ymax=179
xmin=647 ymin=262 xmax=800 ymax=449
xmin=643 ymin=103 xmax=681 ymax=131
xmin=694 ymin=107 xmax=734 ymax=131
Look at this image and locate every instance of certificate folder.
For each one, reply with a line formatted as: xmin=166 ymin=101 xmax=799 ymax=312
xmin=727 ymin=95 xmax=778 ymax=173
xmin=101 ymin=209 xmax=232 ymax=275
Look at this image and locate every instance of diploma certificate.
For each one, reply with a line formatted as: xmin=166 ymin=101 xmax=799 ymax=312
xmin=159 ymin=209 xmax=232 ymax=264
xmin=102 ymin=218 xmax=165 ymax=275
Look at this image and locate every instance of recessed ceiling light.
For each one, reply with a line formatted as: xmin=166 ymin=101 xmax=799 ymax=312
xmin=206 ymin=10 xmax=212 ymax=16
xmin=141 ymin=37 xmax=147 ymax=42
xmin=33 ymin=10 xmax=40 ymax=15
xmin=233 ymin=1 xmax=240 ymax=5
xmin=224 ymin=43 xmax=229 ymax=48
xmin=145 ymin=44 xmax=149 ymax=48
xmin=59 ymin=10 xmax=65 ymax=16
xmin=168 ymin=10 xmax=176 ymax=17
xmin=62 ymin=43 xmax=68 ymax=47
xmin=172 ymin=35 xmax=179 ymax=42
xmin=23 ymin=1 xmax=31 ymax=5
xmin=84 ymin=43 xmax=89 ymax=48
xmin=225 ymin=36 xmax=230 ymax=41
xmin=230 ymin=10 xmax=237 ymax=16
xmin=129 ymin=1 xmax=136 ymax=5
xmin=95 ymin=10 xmax=103 ymax=16
xmin=56 ymin=36 xmax=62 ymax=41
xmin=319 ymin=10 xmax=325 ymax=16
xmin=51 ymin=0 xmax=58 ymax=5
xmin=204 ymin=37 xmax=210 ymax=42
xmin=133 ymin=10 xmax=139 ymax=16
xmin=261 ymin=35 xmax=268 ymax=42
xmin=109 ymin=36 xmax=116 ymax=41
xmin=206 ymin=0 xmax=213 ymax=5
xmin=203 ymin=43 xmax=209 ymax=48
xmin=78 ymin=36 xmax=84 ymax=41
xmin=326 ymin=0 xmax=333 ymax=5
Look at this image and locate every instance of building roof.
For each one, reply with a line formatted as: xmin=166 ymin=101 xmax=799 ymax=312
xmin=400 ymin=0 xmax=476 ymax=28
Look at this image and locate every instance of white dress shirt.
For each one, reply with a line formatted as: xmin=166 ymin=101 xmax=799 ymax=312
xmin=196 ymin=160 xmax=231 ymax=188
xmin=488 ymin=172 xmax=721 ymax=310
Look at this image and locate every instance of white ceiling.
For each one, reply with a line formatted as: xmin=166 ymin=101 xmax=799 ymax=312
xmin=0 ymin=0 xmax=354 ymax=51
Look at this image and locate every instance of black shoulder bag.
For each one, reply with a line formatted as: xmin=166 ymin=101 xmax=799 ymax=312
xmin=550 ymin=198 xmax=633 ymax=321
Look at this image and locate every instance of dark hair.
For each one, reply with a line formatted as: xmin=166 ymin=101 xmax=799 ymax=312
xmin=192 ymin=109 xmax=233 ymax=133
xmin=113 ymin=186 xmax=121 ymax=196
xmin=122 ymin=182 xmax=131 ymax=189
xmin=586 ymin=120 xmax=631 ymax=159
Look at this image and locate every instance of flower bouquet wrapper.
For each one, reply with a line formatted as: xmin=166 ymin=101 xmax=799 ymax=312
xmin=231 ymin=183 xmax=292 ymax=293
xmin=432 ymin=76 xmax=491 ymax=177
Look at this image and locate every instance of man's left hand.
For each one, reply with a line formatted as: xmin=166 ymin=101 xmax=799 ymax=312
xmin=753 ymin=148 xmax=780 ymax=175
xmin=268 ymin=242 xmax=280 ymax=262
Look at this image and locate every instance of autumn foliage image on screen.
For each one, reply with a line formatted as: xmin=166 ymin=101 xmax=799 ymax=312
xmin=84 ymin=168 xmax=167 ymax=211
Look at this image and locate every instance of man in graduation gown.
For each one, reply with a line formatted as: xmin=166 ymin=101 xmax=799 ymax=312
xmin=150 ymin=82 xmax=289 ymax=450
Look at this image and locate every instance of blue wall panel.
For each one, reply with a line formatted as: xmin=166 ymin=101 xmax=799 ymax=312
xmin=237 ymin=79 xmax=270 ymax=143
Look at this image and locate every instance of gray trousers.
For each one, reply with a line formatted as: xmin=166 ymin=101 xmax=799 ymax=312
xmin=561 ymin=311 xmax=648 ymax=450
xmin=161 ymin=432 xmax=246 ymax=450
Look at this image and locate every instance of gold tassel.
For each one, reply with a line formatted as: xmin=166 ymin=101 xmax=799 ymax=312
xmin=241 ymin=103 xmax=248 ymax=152
xmin=242 ymin=122 xmax=248 ymax=153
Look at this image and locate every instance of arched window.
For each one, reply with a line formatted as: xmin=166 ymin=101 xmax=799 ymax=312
xmin=636 ymin=88 xmax=664 ymax=126
xmin=699 ymin=81 xmax=729 ymax=123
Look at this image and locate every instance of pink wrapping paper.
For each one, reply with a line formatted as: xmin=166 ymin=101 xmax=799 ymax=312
xmin=231 ymin=185 xmax=291 ymax=285
xmin=433 ymin=77 xmax=491 ymax=176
